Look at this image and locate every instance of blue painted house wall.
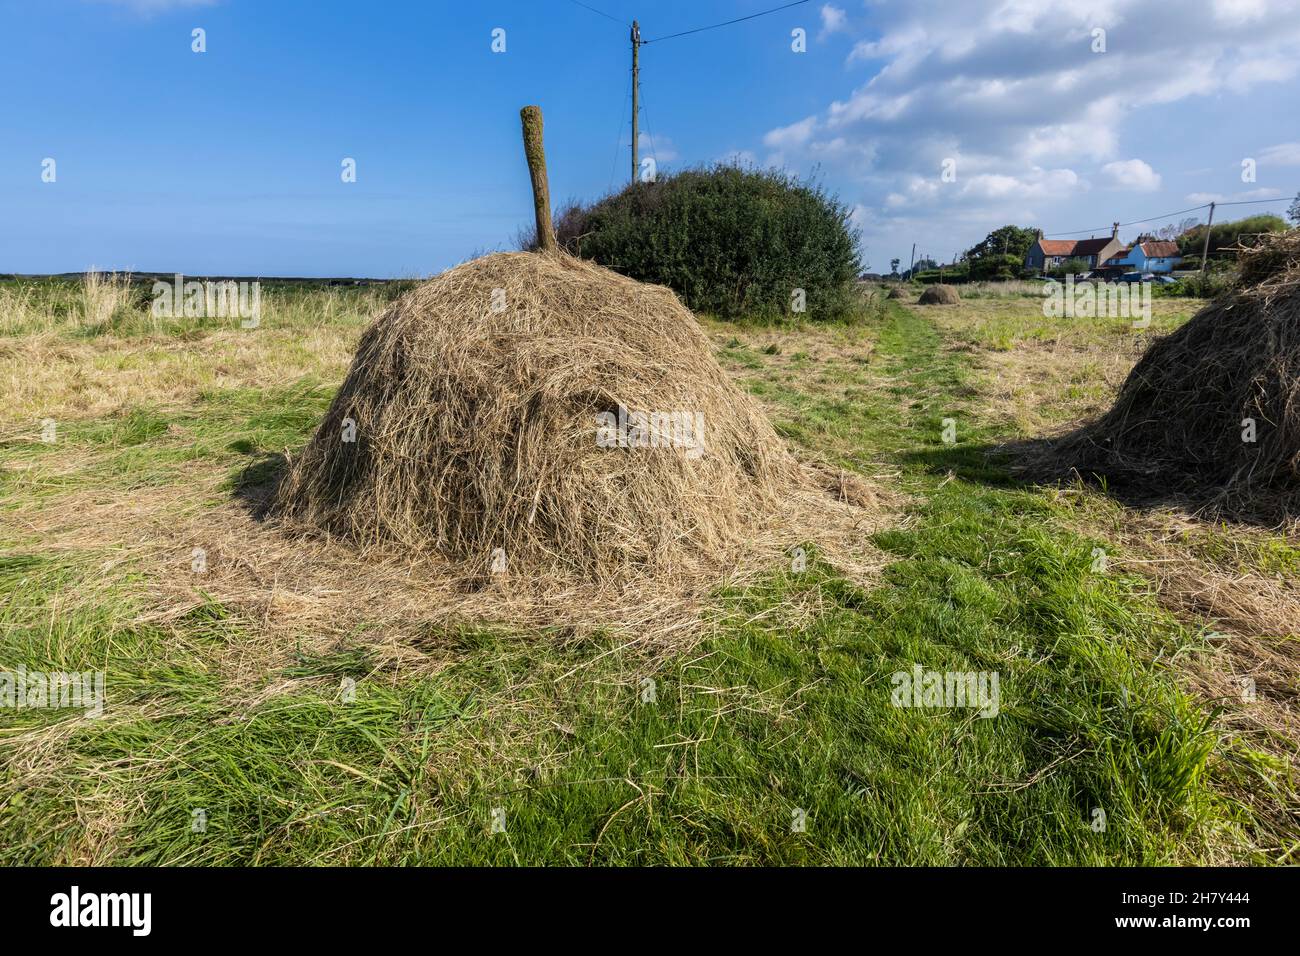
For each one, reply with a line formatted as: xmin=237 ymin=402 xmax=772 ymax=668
xmin=1105 ymin=243 xmax=1183 ymax=273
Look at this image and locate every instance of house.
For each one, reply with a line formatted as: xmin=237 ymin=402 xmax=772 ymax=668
xmin=1101 ymin=238 xmax=1184 ymax=274
xmin=1024 ymin=223 xmax=1125 ymax=274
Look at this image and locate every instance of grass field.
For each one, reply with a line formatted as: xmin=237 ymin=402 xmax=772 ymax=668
xmin=1 ymin=275 xmax=1296 ymax=865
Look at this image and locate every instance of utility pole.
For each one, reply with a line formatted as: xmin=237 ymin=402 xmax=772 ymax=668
xmin=908 ymin=243 xmax=916 ymax=277
xmin=631 ymin=20 xmax=641 ymax=184
xmin=1199 ymin=201 xmax=1216 ymax=274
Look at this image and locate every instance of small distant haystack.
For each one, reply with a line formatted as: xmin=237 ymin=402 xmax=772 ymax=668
xmin=271 ymin=252 xmax=821 ymax=578
xmin=918 ymin=285 xmax=960 ymax=305
xmin=886 ymin=288 xmax=905 ymax=300
xmin=1034 ymin=230 xmax=1300 ymax=511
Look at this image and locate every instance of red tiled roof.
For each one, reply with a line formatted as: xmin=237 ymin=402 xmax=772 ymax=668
xmin=1139 ymin=241 xmax=1180 ymax=258
xmin=1037 ymin=239 xmax=1078 ymax=256
xmin=1035 ymin=236 xmax=1119 ymax=258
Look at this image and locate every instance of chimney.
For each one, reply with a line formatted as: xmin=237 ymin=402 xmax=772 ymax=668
xmin=1111 ymin=221 xmax=1119 ymax=239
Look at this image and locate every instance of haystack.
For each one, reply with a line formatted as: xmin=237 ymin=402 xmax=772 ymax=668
xmin=271 ymin=251 xmax=813 ymax=578
xmin=270 ymin=105 xmax=881 ymax=607
xmin=886 ymin=288 xmax=905 ymax=300
xmin=1035 ymin=230 xmax=1300 ymax=508
xmin=918 ymin=285 xmax=960 ymax=305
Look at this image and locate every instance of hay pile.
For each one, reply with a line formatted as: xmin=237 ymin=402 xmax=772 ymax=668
xmin=886 ymin=288 xmax=905 ymax=300
xmin=1035 ymin=230 xmax=1300 ymax=510
xmin=918 ymin=285 xmax=960 ymax=305
xmin=271 ymin=252 xmax=869 ymax=584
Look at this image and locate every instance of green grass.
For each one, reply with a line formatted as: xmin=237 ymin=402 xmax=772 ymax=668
xmin=0 ymin=297 xmax=1286 ymax=865
xmin=930 ymin=296 xmax=1202 ymax=352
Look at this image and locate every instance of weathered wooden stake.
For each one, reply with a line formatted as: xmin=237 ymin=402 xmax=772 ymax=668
xmin=520 ymin=105 xmax=557 ymax=254
xmin=1199 ymin=201 xmax=1216 ymax=275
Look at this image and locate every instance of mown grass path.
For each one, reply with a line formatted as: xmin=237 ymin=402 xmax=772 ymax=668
xmin=0 ymin=303 xmax=1282 ymax=864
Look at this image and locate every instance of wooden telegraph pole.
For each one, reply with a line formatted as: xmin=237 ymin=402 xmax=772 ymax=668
xmin=1199 ymin=201 xmax=1216 ymax=275
xmin=631 ymin=20 xmax=641 ymax=184
xmin=520 ymin=105 xmax=556 ymax=253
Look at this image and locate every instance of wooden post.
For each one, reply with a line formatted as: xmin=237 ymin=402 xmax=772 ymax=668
xmin=520 ymin=105 xmax=556 ymax=254
xmin=1199 ymin=201 xmax=1216 ymax=275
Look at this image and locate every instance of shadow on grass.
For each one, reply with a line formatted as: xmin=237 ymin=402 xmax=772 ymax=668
xmin=229 ymin=451 xmax=287 ymax=519
xmin=999 ymin=433 xmax=1296 ymax=530
xmin=897 ymin=440 xmax=1026 ymax=488
xmin=896 ymin=429 xmax=1296 ymax=530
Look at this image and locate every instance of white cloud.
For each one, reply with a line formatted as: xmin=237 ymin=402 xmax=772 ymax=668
xmin=1214 ymin=0 xmax=1269 ymax=21
xmin=1187 ymin=187 xmax=1282 ymax=203
xmin=819 ymin=5 xmax=848 ymax=39
xmin=766 ymin=1 xmax=1300 ymax=184
xmin=1226 ymin=57 xmax=1300 ymax=93
xmin=885 ymin=166 xmax=1083 ymax=209
xmin=755 ymin=0 xmax=1300 ymax=272
xmin=1259 ymin=142 xmax=1300 ymax=166
xmin=763 ymin=116 xmax=818 ymax=150
xmin=1100 ymin=159 xmax=1162 ymax=191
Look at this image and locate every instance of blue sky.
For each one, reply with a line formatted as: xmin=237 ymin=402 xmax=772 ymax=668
xmin=2 ymin=0 xmax=1298 ymax=276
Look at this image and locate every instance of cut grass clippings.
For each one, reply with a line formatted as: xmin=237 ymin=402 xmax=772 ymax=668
xmin=0 ymin=284 xmax=1293 ymax=864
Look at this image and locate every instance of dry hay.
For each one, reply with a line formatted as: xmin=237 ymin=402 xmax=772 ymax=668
xmin=886 ymin=288 xmax=905 ymax=300
xmin=267 ymin=251 xmax=885 ymax=635
xmin=917 ymin=285 xmax=960 ymax=305
xmin=1029 ymin=230 xmax=1300 ymax=516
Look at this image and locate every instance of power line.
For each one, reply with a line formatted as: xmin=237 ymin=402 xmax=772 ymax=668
xmin=1045 ymin=201 xmax=1206 ymax=238
xmin=1218 ymin=196 xmax=1293 ymax=207
xmin=619 ymin=0 xmax=812 ymax=184
xmin=564 ymin=0 xmax=627 ymax=25
xmin=608 ymin=68 xmax=632 ymax=194
xmin=1045 ymin=203 xmax=1209 ymax=237
xmin=1044 ymin=196 xmax=1293 ymax=238
xmin=640 ymin=81 xmax=658 ymax=171
xmin=642 ymin=0 xmax=811 ymax=44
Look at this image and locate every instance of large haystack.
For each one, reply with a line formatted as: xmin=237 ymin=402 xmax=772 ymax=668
xmin=1036 ymin=230 xmax=1300 ymax=509
xmin=918 ymin=284 xmax=960 ymax=305
xmin=271 ymin=252 xmax=816 ymax=579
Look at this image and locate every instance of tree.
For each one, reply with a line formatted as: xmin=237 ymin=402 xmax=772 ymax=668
xmin=1288 ymin=191 xmax=1300 ymax=226
xmin=1156 ymin=217 xmax=1200 ymax=242
xmin=890 ymin=257 xmax=901 ymax=275
xmin=965 ymin=225 xmax=1039 ymax=281
xmin=967 ymin=225 xmax=1034 ymax=264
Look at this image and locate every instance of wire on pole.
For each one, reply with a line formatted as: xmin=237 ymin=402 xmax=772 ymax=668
xmin=642 ymin=0 xmax=811 ymax=44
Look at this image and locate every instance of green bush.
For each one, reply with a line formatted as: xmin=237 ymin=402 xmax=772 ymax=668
xmin=1177 ymin=214 xmax=1287 ymax=260
xmin=1162 ymin=269 xmax=1235 ymax=298
xmin=543 ymin=166 xmax=861 ymax=320
xmin=967 ymin=253 xmax=1023 ymax=281
xmin=914 ymin=262 xmax=969 ymax=284
xmin=1048 ymin=257 xmax=1092 ymax=278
